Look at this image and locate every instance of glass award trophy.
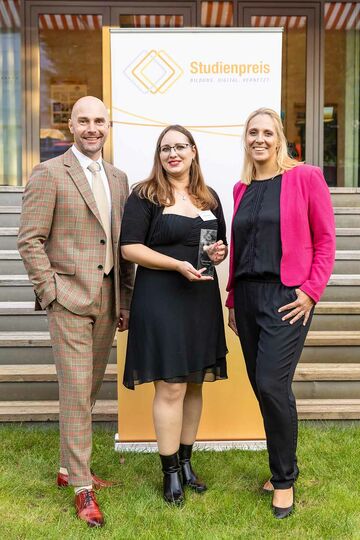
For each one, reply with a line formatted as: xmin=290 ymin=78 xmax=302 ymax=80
xmin=197 ymin=229 xmax=217 ymax=277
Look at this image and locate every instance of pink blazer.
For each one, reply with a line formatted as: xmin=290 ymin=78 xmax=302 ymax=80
xmin=226 ymin=164 xmax=336 ymax=308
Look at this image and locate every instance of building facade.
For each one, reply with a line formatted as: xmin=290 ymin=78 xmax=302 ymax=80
xmin=0 ymin=0 xmax=359 ymax=187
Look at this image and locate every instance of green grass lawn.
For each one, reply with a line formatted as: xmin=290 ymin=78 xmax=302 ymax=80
xmin=1 ymin=422 xmax=359 ymax=540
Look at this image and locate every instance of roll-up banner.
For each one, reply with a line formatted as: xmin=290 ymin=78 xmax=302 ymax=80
xmin=110 ymin=28 xmax=283 ymax=442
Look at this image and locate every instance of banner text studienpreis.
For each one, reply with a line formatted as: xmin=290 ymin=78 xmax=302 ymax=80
xmin=190 ymin=61 xmax=270 ymax=75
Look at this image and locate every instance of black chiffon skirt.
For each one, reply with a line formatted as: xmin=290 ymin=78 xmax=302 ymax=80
xmin=123 ymin=264 xmax=227 ymax=389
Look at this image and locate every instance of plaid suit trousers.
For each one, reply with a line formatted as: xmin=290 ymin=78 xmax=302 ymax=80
xmin=47 ymin=273 xmax=117 ymax=486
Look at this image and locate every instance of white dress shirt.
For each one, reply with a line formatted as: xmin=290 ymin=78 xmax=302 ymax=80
xmin=71 ymin=145 xmax=112 ymax=221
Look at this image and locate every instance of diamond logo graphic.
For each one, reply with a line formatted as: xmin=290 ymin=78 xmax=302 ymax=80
xmin=124 ymin=50 xmax=184 ymax=94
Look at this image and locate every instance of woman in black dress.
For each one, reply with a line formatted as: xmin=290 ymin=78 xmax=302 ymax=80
xmin=121 ymin=125 xmax=228 ymax=505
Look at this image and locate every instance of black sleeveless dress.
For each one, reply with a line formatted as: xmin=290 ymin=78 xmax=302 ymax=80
xmin=120 ymin=190 xmax=228 ymax=389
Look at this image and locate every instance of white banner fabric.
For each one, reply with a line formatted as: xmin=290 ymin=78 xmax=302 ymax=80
xmin=110 ymin=28 xmax=282 ymax=241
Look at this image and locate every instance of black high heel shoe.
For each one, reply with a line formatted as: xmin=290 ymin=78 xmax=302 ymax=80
xmin=272 ymin=486 xmax=295 ymax=519
xmin=159 ymin=453 xmax=184 ymax=505
xmin=179 ymin=443 xmax=207 ymax=493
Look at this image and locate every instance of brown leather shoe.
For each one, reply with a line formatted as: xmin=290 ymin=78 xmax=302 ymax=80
xmin=75 ymin=489 xmax=104 ymax=528
xmin=57 ymin=469 xmax=119 ymax=490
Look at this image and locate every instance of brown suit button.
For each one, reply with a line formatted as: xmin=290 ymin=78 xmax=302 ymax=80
xmin=98 ymin=264 xmax=103 ymax=270
xmin=100 ymin=239 xmax=106 ymax=244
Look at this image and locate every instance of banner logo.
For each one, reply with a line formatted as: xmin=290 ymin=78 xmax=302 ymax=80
xmin=124 ymin=50 xmax=184 ymax=94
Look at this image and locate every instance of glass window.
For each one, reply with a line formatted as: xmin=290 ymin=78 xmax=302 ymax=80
xmin=119 ymin=15 xmax=184 ymax=28
xmin=201 ymin=2 xmax=233 ymax=27
xmin=38 ymin=14 xmax=103 ymax=162
xmin=0 ymin=0 xmax=22 ymax=185
xmin=324 ymin=2 xmax=360 ymax=186
xmin=250 ymin=16 xmax=307 ymax=161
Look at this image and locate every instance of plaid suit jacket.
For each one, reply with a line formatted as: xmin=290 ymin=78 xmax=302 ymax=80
xmin=18 ymin=148 xmax=134 ymax=317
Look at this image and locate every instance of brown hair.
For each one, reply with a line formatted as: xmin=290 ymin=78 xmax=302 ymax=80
xmin=241 ymin=108 xmax=300 ymax=184
xmin=134 ymin=125 xmax=217 ymax=209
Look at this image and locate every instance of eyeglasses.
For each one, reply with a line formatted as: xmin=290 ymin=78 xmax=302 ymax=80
xmin=159 ymin=143 xmax=193 ymax=156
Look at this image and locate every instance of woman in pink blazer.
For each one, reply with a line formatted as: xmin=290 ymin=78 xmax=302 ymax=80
xmin=226 ymin=108 xmax=335 ymax=519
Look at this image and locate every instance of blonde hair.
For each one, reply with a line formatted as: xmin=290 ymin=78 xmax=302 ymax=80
xmin=241 ymin=108 xmax=300 ymax=185
xmin=134 ymin=125 xmax=217 ymax=210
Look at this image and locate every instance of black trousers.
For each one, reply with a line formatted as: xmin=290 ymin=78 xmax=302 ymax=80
xmin=234 ymin=280 xmax=313 ymax=489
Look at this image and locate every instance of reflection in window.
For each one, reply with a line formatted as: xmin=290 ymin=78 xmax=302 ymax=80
xmin=119 ymin=15 xmax=183 ymax=28
xmin=324 ymin=3 xmax=360 ymax=186
xmin=201 ymin=2 xmax=233 ymax=27
xmin=39 ymin=14 xmax=103 ymax=162
xmin=251 ymin=15 xmax=307 ymax=162
xmin=0 ymin=0 xmax=22 ymax=185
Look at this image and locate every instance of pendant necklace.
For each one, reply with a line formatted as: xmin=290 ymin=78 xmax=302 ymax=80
xmin=175 ymin=190 xmax=188 ymax=201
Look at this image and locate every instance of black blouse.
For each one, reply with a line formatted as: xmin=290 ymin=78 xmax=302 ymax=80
xmin=233 ymin=175 xmax=282 ymax=281
xmin=120 ymin=188 xmax=227 ymax=247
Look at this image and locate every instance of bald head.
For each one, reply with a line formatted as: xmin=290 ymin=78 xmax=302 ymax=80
xmin=69 ymin=96 xmax=110 ymax=160
xmin=70 ymin=96 xmax=109 ymax=123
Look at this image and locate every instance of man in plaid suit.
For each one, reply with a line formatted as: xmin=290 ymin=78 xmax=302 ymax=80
xmin=18 ymin=96 xmax=134 ymax=527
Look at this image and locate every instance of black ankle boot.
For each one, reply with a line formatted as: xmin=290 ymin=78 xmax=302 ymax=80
xmin=179 ymin=443 xmax=207 ymax=493
xmin=159 ymin=453 xmax=184 ymax=505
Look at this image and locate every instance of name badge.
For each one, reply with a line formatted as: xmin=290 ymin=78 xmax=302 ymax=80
xmin=198 ymin=210 xmax=216 ymax=221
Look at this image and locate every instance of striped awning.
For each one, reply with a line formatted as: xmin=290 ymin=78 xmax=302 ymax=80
xmin=201 ymin=1 xmax=233 ymax=27
xmin=0 ymin=0 xmax=20 ymax=29
xmin=132 ymin=15 xmax=183 ymax=27
xmin=0 ymin=1 xmax=359 ymax=31
xmin=325 ymin=1 xmax=360 ymax=29
xmin=251 ymin=3 xmax=360 ymax=30
xmin=38 ymin=14 xmax=102 ymax=31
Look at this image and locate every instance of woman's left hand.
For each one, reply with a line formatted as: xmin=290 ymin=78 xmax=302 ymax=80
xmin=278 ymin=289 xmax=315 ymax=326
xmin=206 ymin=240 xmax=227 ymax=265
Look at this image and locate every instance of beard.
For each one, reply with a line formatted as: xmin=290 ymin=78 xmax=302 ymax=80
xmin=78 ymin=137 xmax=104 ymax=156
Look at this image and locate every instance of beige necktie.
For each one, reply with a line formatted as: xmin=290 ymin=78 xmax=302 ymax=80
xmin=88 ymin=162 xmax=114 ymax=274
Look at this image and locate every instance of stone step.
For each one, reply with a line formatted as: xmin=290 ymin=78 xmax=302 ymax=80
xmin=1 ymin=330 xmax=355 ymax=348
xmin=334 ymin=208 xmax=360 ymax=228
xmin=333 ymin=250 xmax=360 ymax=273
xmin=301 ymin=329 xmax=360 ymax=363
xmin=0 ymin=346 xmax=117 ymax=365
xmin=0 ymin=329 xmax=117 ymax=365
xmin=4 ymin=362 xmax=359 ymax=382
xmin=0 ymin=187 xmax=24 ymax=207
xmin=0 ymin=275 xmax=33 ymax=301
xmin=0 ymin=363 xmax=117 ymax=381
xmin=0 ymin=251 xmax=26 ymax=274
xmin=322 ymin=275 xmax=360 ymax=301
xmin=330 ymin=187 xmax=360 ymax=207
xmin=335 ymin=228 xmax=360 ymax=250
xmin=0 ymin=228 xmax=19 ymax=250
xmin=294 ymin=363 xmax=360 ymax=381
xmin=0 ymin=364 xmax=118 ymax=401
xmin=294 ymin=381 xmax=360 ymax=400
xmin=4 ymin=364 xmax=360 ymax=402
xmin=0 ymin=398 xmax=358 ymax=421
xmin=305 ymin=331 xmax=360 ymax=346
xmin=0 ymin=331 xmax=117 ymax=347
xmin=0 ymin=382 xmax=117 ymax=401
xmin=0 ymin=301 xmax=47 ymax=331
xmin=0 ymin=206 xmax=21 ymax=227
xmin=334 ymin=207 xmax=360 ymax=214
xmin=301 ymin=346 xmax=359 ymax=364
xmin=315 ymin=301 xmax=360 ymax=314
xmin=297 ymin=399 xmax=360 ymax=419
xmin=0 ymin=400 xmax=118 ymax=421
xmin=311 ymin=301 xmax=360 ymax=331
xmin=334 ymin=261 xmax=360 ymax=274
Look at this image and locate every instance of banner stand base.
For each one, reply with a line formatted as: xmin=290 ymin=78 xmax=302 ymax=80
xmin=114 ymin=435 xmax=267 ymax=452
